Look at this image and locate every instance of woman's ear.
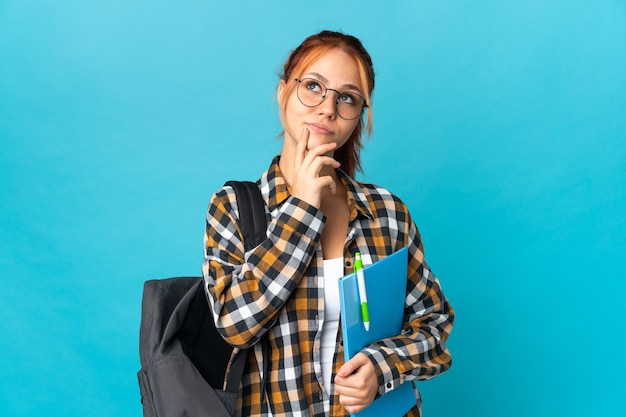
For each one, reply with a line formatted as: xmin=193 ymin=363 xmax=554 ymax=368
xmin=277 ymin=79 xmax=286 ymax=107
xmin=277 ymin=79 xmax=287 ymax=121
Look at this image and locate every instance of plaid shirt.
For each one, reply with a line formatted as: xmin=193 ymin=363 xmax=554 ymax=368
xmin=203 ymin=157 xmax=454 ymax=417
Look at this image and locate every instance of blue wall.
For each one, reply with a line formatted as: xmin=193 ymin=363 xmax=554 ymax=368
xmin=1 ymin=1 xmax=624 ymax=416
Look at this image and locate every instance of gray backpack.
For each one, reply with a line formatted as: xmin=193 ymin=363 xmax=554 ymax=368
xmin=137 ymin=181 xmax=268 ymax=417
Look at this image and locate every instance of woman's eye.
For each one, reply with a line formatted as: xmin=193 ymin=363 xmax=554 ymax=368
xmin=339 ymin=93 xmax=356 ymax=105
xmin=305 ymin=81 xmax=323 ymax=93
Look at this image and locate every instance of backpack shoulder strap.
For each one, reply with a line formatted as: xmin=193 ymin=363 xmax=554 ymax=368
xmin=224 ymin=180 xmax=267 ymax=251
xmin=222 ymin=180 xmax=269 ymax=399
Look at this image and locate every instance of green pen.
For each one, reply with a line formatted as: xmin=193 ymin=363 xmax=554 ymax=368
xmin=354 ymin=252 xmax=370 ymax=331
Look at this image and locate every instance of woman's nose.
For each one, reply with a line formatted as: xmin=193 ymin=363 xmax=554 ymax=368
xmin=317 ymin=91 xmax=339 ymax=118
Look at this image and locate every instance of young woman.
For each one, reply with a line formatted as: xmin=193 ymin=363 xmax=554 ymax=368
xmin=203 ymin=30 xmax=454 ymax=417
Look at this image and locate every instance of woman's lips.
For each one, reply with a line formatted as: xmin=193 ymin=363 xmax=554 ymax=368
xmin=306 ymin=122 xmax=334 ymax=135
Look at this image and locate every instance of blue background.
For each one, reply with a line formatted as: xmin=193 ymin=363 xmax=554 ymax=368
xmin=1 ymin=1 xmax=625 ymax=416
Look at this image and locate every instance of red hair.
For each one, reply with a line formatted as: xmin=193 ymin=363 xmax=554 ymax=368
xmin=279 ymin=31 xmax=375 ymax=177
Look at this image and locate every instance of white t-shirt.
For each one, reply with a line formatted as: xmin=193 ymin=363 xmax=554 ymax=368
xmin=321 ymin=257 xmax=343 ymax=394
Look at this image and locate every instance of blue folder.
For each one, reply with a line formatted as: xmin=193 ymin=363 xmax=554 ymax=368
xmin=337 ymin=246 xmax=415 ymax=417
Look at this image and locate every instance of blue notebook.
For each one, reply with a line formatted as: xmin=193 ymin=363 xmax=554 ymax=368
xmin=338 ymin=246 xmax=415 ymax=417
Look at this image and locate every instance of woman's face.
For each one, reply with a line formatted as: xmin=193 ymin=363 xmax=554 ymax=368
xmin=278 ymin=48 xmax=365 ymax=155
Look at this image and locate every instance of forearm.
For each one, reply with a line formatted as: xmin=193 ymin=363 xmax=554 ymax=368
xmin=203 ymin=192 xmax=325 ymax=348
xmin=362 ymin=282 xmax=453 ymax=397
xmin=362 ymin=225 xmax=454 ymax=395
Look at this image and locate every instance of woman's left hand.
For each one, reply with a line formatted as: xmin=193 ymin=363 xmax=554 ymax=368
xmin=333 ymin=353 xmax=379 ymax=414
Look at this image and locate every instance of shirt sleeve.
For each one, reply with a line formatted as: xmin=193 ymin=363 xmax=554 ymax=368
xmin=202 ymin=185 xmax=325 ymax=348
xmin=360 ymin=201 xmax=455 ymax=397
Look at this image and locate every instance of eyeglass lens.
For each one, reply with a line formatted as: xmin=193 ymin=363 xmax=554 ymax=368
xmin=296 ymin=78 xmax=364 ymax=120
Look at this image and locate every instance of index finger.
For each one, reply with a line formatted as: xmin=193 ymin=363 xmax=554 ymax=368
xmin=295 ymin=127 xmax=309 ymax=167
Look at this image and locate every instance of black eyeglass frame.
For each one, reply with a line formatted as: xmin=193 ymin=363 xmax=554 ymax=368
xmin=294 ymin=78 xmax=368 ymax=120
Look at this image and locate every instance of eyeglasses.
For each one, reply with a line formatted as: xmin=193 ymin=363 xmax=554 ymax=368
xmin=294 ymin=78 xmax=367 ymax=120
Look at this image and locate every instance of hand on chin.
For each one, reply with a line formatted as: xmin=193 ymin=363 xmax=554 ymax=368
xmin=304 ymin=134 xmax=337 ymax=155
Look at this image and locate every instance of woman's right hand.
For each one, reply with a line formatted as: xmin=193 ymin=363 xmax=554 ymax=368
xmin=289 ymin=128 xmax=341 ymax=208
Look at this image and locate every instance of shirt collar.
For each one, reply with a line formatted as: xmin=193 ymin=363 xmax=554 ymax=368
xmin=261 ymin=156 xmax=290 ymax=212
xmin=338 ymin=169 xmax=374 ymax=221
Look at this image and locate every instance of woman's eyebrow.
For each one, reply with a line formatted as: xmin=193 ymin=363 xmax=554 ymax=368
xmin=305 ymin=72 xmax=329 ymax=83
xmin=304 ymin=72 xmax=363 ymax=93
